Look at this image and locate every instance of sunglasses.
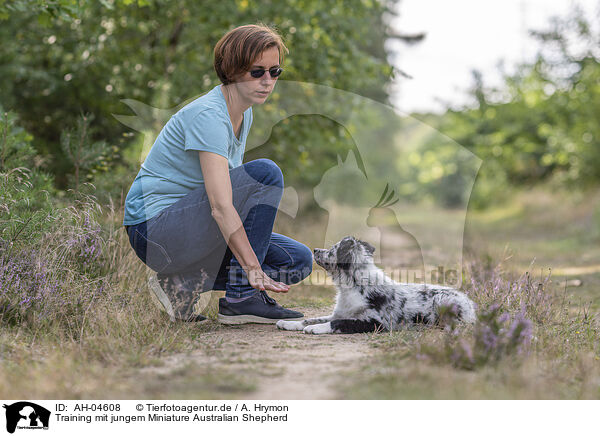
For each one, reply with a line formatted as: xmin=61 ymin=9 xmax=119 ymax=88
xmin=249 ymin=67 xmax=283 ymax=79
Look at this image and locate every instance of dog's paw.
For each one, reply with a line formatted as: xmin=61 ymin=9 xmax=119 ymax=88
xmin=276 ymin=320 xmax=305 ymax=331
xmin=303 ymin=322 xmax=333 ymax=335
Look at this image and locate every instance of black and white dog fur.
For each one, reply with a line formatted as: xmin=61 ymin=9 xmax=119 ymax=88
xmin=277 ymin=236 xmax=476 ymax=334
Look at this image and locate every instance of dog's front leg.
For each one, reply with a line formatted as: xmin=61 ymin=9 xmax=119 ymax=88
xmin=276 ymin=316 xmax=333 ymax=331
xmin=304 ymin=318 xmax=383 ymax=334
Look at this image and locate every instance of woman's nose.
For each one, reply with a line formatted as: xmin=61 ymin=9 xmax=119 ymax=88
xmin=261 ymin=73 xmax=277 ymax=84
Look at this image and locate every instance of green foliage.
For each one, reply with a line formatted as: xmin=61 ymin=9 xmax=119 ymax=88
xmin=60 ymin=112 xmax=109 ymax=192
xmin=0 ymin=0 xmax=81 ymax=23
xmin=0 ymin=110 xmax=56 ymax=247
xmin=405 ymin=5 xmax=600 ymax=208
xmin=394 ymin=127 xmax=483 ymax=208
xmin=0 ymin=0 xmax=402 ymax=193
xmin=1 ymin=111 xmax=37 ymax=170
xmin=0 ymin=0 xmax=150 ymax=22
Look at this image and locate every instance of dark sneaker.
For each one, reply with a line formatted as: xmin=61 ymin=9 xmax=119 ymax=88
xmin=217 ymin=290 xmax=304 ymax=325
xmin=149 ymin=273 xmax=208 ymax=323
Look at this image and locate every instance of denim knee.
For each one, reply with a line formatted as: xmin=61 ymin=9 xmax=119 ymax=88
xmin=289 ymin=244 xmax=314 ymax=284
xmin=243 ymin=158 xmax=284 ymax=188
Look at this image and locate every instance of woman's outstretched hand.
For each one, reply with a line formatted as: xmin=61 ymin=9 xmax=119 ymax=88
xmin=247 ymin=268 xmax=290 ymax=293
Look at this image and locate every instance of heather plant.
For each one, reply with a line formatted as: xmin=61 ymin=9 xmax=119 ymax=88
xmin=49 ymin=193 xmax=105 ymax=274
xmin=0 ymin=108 xmax=186 ymax=363
xmin=429 ymin=304 xmax=534 ymax=371
xmin=417 ymin=261 xmax=546 ymax=370
xmin=0 ymin=110 xmax=129 ymax=338
xmin=465 ymin=259 xmax=555 ymax=324
xmin=0 ymin=247 xmax=64 ymax=327
xmin=0 ymin=194 xmax=104 ymax=328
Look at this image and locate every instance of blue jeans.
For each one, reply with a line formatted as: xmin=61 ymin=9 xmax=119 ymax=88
xmin=125 ymin=159 xmax=313 ymax=308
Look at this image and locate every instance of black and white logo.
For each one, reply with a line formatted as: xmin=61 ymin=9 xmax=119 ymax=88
xmin=3 ymin=402 xmax=50 ymax=433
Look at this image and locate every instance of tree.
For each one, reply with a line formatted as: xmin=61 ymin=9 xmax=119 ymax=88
xmin=410 ymin=4 xmax=600 ymax=208
xmin=0 ymin=0 xmax=419 ymax=194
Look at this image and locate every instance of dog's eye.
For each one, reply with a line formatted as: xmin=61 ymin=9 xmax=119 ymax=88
xmin=359 ymin=240 xmax=375 ymax=254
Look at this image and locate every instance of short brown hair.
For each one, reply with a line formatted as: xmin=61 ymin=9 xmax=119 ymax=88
xmin=214 ymin=23 xmax=289 ymax=85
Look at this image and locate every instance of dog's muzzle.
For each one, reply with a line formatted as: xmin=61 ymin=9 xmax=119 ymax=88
xmin=313 ymin=248 xmax=326 ymax=267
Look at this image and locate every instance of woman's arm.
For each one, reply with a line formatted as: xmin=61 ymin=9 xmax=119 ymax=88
xmin=198 ymin=151 xmax=289 ymax=293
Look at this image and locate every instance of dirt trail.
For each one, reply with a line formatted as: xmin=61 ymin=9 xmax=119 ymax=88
xmin=142 ymin=307 xmax=373 ymax=399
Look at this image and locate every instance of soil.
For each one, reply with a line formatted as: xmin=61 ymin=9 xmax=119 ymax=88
xmin=140 ymin=306 xmax=374 ymax=400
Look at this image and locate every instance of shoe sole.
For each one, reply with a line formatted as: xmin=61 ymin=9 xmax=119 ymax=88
xmin=149 ymin=274 xmax=210 ymax=323
xmin=148 ymin=273 xmax=176 ymax=322
xmin=217 ymin=314 xmax=304 ymax=325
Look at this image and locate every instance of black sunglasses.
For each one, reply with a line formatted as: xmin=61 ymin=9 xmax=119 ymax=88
xmin=249 ymin=67 xmax=283 ymax=79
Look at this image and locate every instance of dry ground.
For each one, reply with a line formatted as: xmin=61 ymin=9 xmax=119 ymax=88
xmin=139 ymin=303 xmax=374 ymax=400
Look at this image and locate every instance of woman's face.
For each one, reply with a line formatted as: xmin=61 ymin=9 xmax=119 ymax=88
xmin=233 ymin=46 xmax=281 ymax=106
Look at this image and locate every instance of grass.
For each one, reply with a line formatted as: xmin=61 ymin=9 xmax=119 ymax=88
xmin=464 ymin=186 xmax=600 ymax=311
xmin=0 ymin=182 xmax=598 ymax=399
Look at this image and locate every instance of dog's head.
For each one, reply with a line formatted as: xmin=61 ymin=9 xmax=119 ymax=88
xmin=313 ymin=236 xmax=375 ymax=273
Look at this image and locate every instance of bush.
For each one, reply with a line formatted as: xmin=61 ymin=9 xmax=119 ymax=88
xmin=0 ymin=195 xmax=106 ymax=329
xmin=421 ymin=303 xmax=533 ymax=371
xmin=417 ymin=260 xmax=551 ymax=370
xmin=0 ymin=110 xmax=57 ymax=247
xmin=0 ymin=110 xmax=108 ymax=332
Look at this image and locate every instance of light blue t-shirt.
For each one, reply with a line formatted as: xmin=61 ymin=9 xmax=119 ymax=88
xmin=123 ymin=85 xmax=253 ymax=226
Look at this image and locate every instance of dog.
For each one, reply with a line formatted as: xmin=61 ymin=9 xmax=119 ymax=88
xmin=277 ymin=236 xmax=476 ymax=334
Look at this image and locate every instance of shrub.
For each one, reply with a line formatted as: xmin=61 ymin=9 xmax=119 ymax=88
xmin=0 ymin=196 xmax=106 ymax=329
xmin=428 ymin=303 xmax=534 ymax=370
xmin=0 ymin=110 xmax=107 ymax=332
xmin=418 ymin=261 xmax=549 ymax=370
xmin=0 ymin=110 xmax=57 ymax=247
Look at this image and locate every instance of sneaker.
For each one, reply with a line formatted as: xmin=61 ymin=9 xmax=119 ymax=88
xmin=148 ymin=273 xmax=208 ymax=323
xmin=217 ymin=290 xmax=304 ymax=325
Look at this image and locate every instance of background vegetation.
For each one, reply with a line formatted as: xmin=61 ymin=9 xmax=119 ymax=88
xmin=408 ymin=5 xmax=600 ymax=208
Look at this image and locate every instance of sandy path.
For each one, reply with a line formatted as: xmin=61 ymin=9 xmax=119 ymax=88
xmin=142 ymin=307 xmax=373 ymax=400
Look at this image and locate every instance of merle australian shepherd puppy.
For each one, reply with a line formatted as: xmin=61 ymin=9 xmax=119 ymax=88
xmin=277 ymin=236 xmax=476 ymax=334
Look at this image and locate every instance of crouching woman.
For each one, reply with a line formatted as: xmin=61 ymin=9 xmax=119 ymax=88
xmin=123 ymin=24 xmax=312 ymax=323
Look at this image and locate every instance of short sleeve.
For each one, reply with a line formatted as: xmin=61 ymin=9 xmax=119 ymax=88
xmin=182 ymin=108 xmax=230 ymax=158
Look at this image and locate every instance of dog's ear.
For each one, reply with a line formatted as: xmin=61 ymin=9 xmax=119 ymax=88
xmin=336 ymin=238 xmax=355 ymax=271
xmin=359 ymin=240 xmax=375 ymax=254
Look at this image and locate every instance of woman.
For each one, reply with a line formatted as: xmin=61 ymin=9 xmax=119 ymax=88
xmin=123 ymin=24 xmax=313 ymax=324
